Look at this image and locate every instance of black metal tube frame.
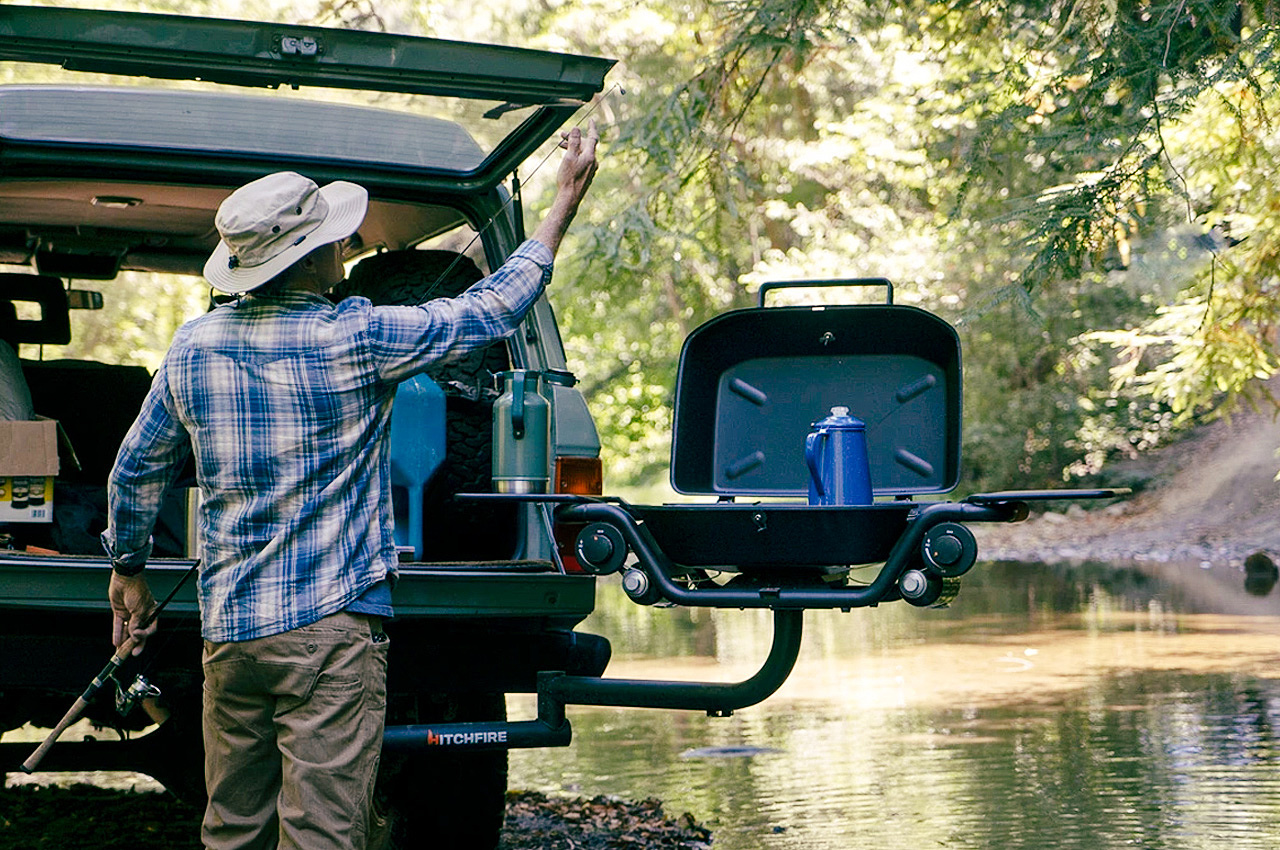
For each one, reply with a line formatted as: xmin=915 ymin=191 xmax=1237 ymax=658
xmin=377 ymin=500 xmax=1018 ymax=752
xmin=339 ymin=492 xmax=1127 ymax=752
xmin=384 ymin=490 xmax=1117 ymax=753
xmin=554 ymin=499 xmax=1022 ymax=609
xmin=379 ymin=608 xmax=803 ymax=752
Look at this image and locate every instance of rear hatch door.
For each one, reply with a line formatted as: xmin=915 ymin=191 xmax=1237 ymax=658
xmin=0 ymin=5 xmax=614 ymax=194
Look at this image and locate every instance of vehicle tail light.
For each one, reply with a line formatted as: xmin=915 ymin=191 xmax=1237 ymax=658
xmin=555 ymin=456 xmax=603 ymax=496
xmin=554 ymin=456 xmax=603 ymax=572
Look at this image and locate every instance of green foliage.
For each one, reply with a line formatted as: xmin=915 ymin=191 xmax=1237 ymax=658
xmin=537 ymin=0 xmax=981 ymax=488
xmin=43 ymin=274 xmax=209 ymax=373
xmin=529 ymin=0 xmax=1280 ymax=490
xmin=939 ymin=0 xmax=1280 ymax=443
xmin=958 ymin=272 xmax=1153 ymax=489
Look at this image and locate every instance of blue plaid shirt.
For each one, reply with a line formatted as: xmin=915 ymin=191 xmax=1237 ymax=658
xmin=103 ymin=240 xmax=552 ymax=642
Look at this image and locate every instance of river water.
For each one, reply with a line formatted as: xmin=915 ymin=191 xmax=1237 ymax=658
xmin=508 ymin=557 xmax=1280 ymax=849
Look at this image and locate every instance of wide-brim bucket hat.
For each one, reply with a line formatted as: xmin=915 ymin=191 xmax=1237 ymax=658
xmin=204 ymin=171 xmax=368 ymax=294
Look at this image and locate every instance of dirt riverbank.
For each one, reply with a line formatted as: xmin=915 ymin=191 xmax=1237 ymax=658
xmin=0 ymin=784 xmax=712 ymax=849
xmin=972 ymin=395 xmax=1280 ymax=569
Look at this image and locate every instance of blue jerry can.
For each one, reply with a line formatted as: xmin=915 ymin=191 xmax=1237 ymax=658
xmin=388 ymin=374 xmax=446 ymax=560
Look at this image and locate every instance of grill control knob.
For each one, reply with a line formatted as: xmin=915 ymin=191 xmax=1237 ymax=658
xmin=575 ymin=522 xmax=628 ymax=575
xmin=921 ymin=522 xmax=978 ymax=577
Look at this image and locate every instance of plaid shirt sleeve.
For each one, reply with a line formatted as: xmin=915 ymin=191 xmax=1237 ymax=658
xmin=101 ymin=359 xmax=192 ymax=570
xmin=368 ymin=239 xmax=553 ymax=383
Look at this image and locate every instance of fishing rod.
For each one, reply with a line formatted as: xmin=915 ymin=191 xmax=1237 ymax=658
xmin=20 ymin=560 xmax=200 ymax=774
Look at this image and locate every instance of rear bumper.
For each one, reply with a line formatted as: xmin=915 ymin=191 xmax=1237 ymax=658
xmin=0 ymin=554 xmax=599 ymax=695
xmin=0 ymin=555 xmax=595 ymax=622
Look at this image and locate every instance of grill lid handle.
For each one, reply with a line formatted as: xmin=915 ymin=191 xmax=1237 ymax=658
xmin=757 ymin=277 xmax=893 ymax=308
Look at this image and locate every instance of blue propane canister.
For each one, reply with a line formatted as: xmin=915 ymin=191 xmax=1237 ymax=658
xmin=804 ymin=405 xmax=873 ymax=506
xmin=389 ymin=374 xmax=447 ymax=560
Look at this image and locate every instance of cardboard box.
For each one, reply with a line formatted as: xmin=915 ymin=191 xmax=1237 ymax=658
xmin=0 ymin=418 xmax=58 ymax=475
xmin=0 ymin=418 xmax=58 ymax=523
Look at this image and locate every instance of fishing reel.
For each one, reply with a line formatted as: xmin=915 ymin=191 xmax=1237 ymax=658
xmin=113 ymin=674 xmax=168 ymax=724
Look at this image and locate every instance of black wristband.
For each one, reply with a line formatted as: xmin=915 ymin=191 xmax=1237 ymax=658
xmin=104 ymin=538 xmax=152 ymax=577
xmin=112 ymin=559 xmax=146 ymax=577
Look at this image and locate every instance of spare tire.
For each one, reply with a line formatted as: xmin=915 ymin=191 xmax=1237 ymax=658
xmin=333 ymin=250 xmax=517 ymax=561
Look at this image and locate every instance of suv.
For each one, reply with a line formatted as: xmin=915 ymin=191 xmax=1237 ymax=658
xmin=0 ymin=6 xmax=613 ymax=847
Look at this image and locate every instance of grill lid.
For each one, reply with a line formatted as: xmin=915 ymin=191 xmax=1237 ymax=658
xmin=670 ymin=280 xmax=961 ymax=497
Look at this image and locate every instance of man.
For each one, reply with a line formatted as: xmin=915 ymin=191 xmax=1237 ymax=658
xmin=103 ymin=122 xmax=599 ymax=849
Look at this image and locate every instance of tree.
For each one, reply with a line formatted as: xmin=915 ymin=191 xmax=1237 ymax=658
xmin=535 ymin=0 xmax=983 ymax=489
xmin=927 ymin=0 xmax=1280 ymax=481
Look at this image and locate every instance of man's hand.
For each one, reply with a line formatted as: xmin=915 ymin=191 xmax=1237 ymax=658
xmin=531 ymin=119 xmax=601 ymax=255
xmin=109 ymin=572 xmax=158 ymax=656
xmin=554 ymin=119 xmax=600 ymax=207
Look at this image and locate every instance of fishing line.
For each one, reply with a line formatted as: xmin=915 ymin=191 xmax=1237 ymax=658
xmin=415 ymin=82 xmax=624 ymax=300
xmin=132 ymin=559 xmax=201 ymax=666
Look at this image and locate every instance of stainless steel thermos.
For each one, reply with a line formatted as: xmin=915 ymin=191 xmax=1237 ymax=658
xmin=493 ymin=369 xmax=552 ymax=494
xmin=492 ymin=369 xmax=578 ymax=494
xmin=805 ymin=405 xmax=873 ymax=505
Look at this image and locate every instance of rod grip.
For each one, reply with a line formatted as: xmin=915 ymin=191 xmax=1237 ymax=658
xmin=19 ymin=637 xmax=137 ymax=773
xmin=20 ymin=696 xmax=91 ymax=773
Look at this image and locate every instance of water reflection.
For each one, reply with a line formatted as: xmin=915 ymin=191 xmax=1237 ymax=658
xmin=508 ymin=559 xmax=1280 ymax=849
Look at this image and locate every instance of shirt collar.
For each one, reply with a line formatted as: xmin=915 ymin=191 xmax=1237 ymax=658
xmin=241 ymin=290 xmax=336 ymax=308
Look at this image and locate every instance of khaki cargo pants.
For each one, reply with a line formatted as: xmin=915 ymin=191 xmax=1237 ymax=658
xmin=200 ymin=611 xmax=388 ymax=850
